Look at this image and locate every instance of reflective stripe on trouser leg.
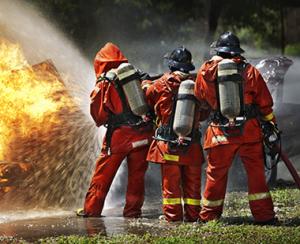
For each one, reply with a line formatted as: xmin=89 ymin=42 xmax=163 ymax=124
xmin=202 ymin=198 xmax=224 ymax=207
xmin=161 ymin=164 xmax=183 ymax=221
xmin=240 ymin=142 xmax=275 ymax=222
xmin=182 ymin=165 xmax=202 ymax=222
xmin=163 ymin=198 xmax=182 ymax=205
xmin=163 ymin=198 xmax=201 ymax=206
xmin=183 ymin=198 xmax=201 ymax=206
xmin=200 ymin=144 xmax=238 ymax=221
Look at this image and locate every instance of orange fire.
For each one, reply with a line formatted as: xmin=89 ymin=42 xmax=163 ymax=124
xmin=0 ymin=39 xmax=74 ymax=160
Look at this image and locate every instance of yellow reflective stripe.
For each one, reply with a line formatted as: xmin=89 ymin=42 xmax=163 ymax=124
xmin=248 ymin=192 xmax=271 ymax=201
xmin=202 ymin=198 xmax=224 ymax=207
xmin=183 ymin=198 xmax=201 ymax=206
xmin=163 ymin=153 xmax=179 ymax=162
xmin=262 ymin=112 xmax=274 ymax=121
xmin=163 ymin=198 xmax=182 ymax=205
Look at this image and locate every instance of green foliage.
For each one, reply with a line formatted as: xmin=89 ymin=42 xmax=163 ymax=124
xmin=285 ymin=43 xmax=300 ymax=56
xmin=25 ymin=0 xmax=299 ymax=60
xmin=217 ymin=0 xmax=282 ymax=51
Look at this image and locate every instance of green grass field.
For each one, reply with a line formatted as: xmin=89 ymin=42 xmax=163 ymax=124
xmin=1 ymin=187 xmax=299 ymax=244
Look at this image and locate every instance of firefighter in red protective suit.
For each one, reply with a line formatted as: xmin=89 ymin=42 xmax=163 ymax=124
xmin=143 ymin=47 xmax=207 ymax=222
xmin=77 ymin=42 xmax=153 ymax=218
xmin=195 ymin=32 xmax=277 ymax=224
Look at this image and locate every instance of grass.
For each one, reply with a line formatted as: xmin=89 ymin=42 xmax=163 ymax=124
xmin=1 ymin=187 xmax=299 ymax=244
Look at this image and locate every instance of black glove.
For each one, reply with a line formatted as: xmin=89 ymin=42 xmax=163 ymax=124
xmin=261 ymin=121 xmax=281 ymax=158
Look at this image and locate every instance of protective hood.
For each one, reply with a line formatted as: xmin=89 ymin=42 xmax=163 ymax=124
xmin=94 ymin=42 xmax=128 ymax=78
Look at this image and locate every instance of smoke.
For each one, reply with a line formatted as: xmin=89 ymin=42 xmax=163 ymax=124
xmin=115 ymin=40 xmax=207 ymax=75
xmin=277 ymin=58 xmax=300 ymax=180
xmin=283 ymin=58 xmax=300 ymax=104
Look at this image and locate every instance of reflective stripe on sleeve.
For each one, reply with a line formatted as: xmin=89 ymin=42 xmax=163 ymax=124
xmin=163 ymin=154 xmax=179 ymax=162
xmin=163 ymin=198 xmax=182 ymax=205
xmin=248 ymin=192 xmax=271 ymax=201
xmin=262 ymin=112 xmax=274 ymax=121
xmin=202 ymin=198 xmax=224 ymax=207
xmin=183 ymin=198 xmax=201 ymax=206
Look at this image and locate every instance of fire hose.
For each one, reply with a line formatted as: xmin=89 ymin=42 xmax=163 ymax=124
xmin=276 ymin=145 xmax=300 ymax=189
xmin=262 ymin=121 xmax=300 ymax=189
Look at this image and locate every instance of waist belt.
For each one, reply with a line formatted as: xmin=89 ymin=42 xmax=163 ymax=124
xmin=210 ymin=104 xmax=258 ymax=137
xmin=154 ymin=125 xmax=201 ymax=144
xmin=109 ymin=112 xmax=145 ymax=128
xmin=211 ymin=104 xmax=258 ymax=125
xmin=105 ymin=112 xmax=152 ymax=155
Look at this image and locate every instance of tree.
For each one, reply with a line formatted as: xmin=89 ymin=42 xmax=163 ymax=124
xmin=27 ymin=0 xmax=300 ymax=57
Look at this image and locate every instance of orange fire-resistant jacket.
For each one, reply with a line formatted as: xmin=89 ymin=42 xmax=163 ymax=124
xmin=144 ymin=72 xmax=207 ymax=165
xmin=90 ymin=42 xmax=153 ymax=154
xmin=195 ymin=55 xmax=275 ymax=149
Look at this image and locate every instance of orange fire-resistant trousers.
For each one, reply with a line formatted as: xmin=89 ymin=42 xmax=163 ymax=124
xmin=200 ymin=141 xmax=275 ymax=222
xmin=84 ymin=147 xmax=148 ymax=217
xmin=161 ymin=164 xmax=201 ymax=222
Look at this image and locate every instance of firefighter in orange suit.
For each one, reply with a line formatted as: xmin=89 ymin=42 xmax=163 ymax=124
xmin=195 ymin=32 xmax=276 ymax=224
xmin=143 ymin=47 xmax=208 ymax=222
xmin=77 ymin=42 xmax=153 ymax=217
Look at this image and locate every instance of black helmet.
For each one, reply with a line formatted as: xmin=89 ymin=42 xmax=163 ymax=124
xmin=213 ymin=31 xmax=244 ymax=55
xmin=165 ymin=47 xmax=195 ymax=73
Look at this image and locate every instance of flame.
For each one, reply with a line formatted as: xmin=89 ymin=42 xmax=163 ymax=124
xmin=0 ymin=39 xmax=74 ymax=160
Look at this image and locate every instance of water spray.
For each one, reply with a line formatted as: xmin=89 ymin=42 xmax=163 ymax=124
xmin=0 ymin=0 xmax=101 ymax=211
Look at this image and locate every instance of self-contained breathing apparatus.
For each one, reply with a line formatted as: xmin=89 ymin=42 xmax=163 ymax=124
xmin=153 ymin=79 xmax=201 ymax=152
xmin=211 ymin=59 xmax=283 ymax=171
xmin=210 ymin=59 xmax=258 ymax=136
xmin=98 ymin=63 xmax=153 ymax=154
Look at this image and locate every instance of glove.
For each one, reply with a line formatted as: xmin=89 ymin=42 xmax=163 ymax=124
xmin=261 ymin=121 xmax=280 ymax=142
xmin=261 ymin=121 xmax=281 ymax=158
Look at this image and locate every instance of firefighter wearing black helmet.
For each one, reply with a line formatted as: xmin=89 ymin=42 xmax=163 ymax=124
xmin=195 ymin=32 xmax=277 ymax=224
xmin=142 ymin=46 xmax=209 ymax=222
xmin=166 ymin=47 xmax=195 ymax=73
xmin=212 ymin=31 xmax=245 ymax=56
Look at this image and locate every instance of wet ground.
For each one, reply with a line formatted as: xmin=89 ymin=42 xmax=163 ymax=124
xmin=0 ymin=204 xmax=171 ymax=242
xmin=0 ymin=185 xmax=299 ymax=243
